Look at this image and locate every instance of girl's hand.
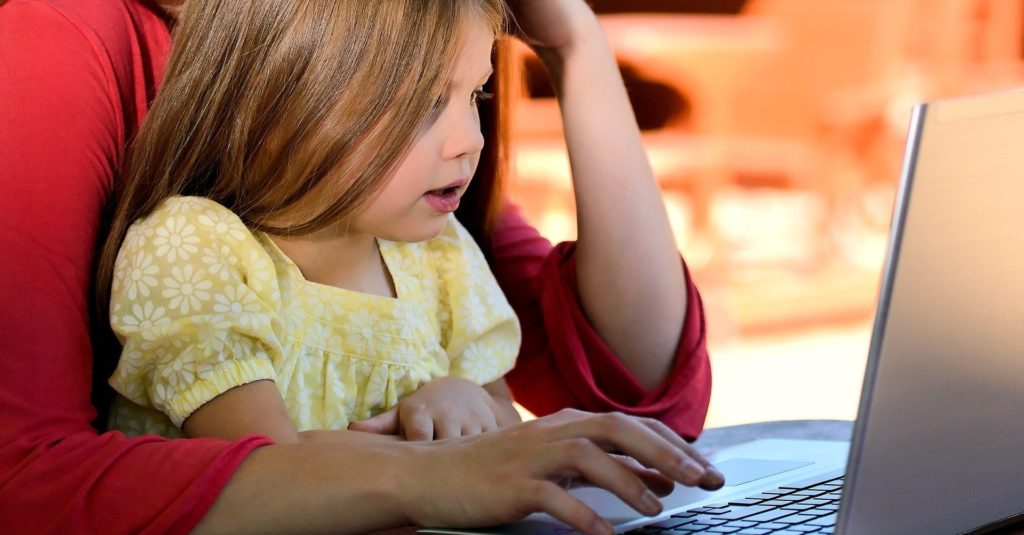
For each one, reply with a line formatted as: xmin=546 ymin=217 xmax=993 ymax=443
xmin=399 ymin=409 xmax=726 ymax=535
xmin=348 ymin=376 xmax=515 ymax=440
xmin=507 ymin=0 xmax=599 ymax=56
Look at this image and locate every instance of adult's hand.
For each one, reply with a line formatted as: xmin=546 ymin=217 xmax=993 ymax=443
xmin=398 ymin=409 xmax=724 ymax=535
xmin=506 ymin=0 xmax=598 ymax=56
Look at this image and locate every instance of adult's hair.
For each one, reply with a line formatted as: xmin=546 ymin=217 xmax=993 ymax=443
xmin=92 ymin=0 xmax=510 ymax=424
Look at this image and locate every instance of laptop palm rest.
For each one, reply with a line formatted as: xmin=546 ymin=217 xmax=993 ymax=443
xmin=714 ymin=458 xmax=813 ymax=486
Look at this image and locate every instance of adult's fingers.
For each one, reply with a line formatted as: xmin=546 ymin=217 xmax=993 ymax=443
xmin=545 ymin=411 xmax=710 ymax=487
xmin=634 ymin=418 xmax=724 ymax=490
xmin=401 ymin=406 xmax=435 ymax=441
xmin=613 ymin=455 xmax=676 ymax=497
xmin=547 ymin=439 xmax=664 ymax=518
xmin=527 ymin=480 xmax=614 ymax=535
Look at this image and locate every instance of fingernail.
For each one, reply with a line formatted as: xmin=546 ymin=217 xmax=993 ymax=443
xmin=679 ymin=459 xmax=705 ymax=481
xmin=642 ymin=490 xmax=663 ymax=516
xmin=592 ymin=518 xmax=614 ymax=535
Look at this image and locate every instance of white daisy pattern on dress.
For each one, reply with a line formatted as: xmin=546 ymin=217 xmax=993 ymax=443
xmin=153 ymin=215 xmax=200 ymax=263
xmin=202 ymin=244 xmax=239 ymax=281
xmin=212 ymin=283 xmax=268 ymax=331
xmin=161 ymin=264 xmax=212 ymax=315
xmin=118 ymin=301 xmax=169 ymax=335
xmin=121 ymin=250 xmax=158 ymax=300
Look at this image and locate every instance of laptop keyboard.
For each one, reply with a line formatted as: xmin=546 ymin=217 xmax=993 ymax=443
xmin=627 ymin=474 xmax=844 ymax=534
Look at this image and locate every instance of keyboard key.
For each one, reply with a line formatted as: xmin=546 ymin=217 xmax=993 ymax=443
xmin=801 ymin=508 xmax=836 ymax=517
xmin=707 ymin=527 xmax=741 ymax=533
xmin=781 ymin=503 xmax=815 ymax=512
xmin=691 ymin=518 xmax=728 ymax=527
xmin=734 ymin=530 xmax=771 ymax=535
xmin=809 ymin=513 xmax=838 ymax=527
xmin=649 ymin=518 xmax=692 ymax=529
xmin=728 ymin=498 xmax=764 ymax=507
xmin=749 ymin=493 xmax=784 ymax=500
xmin=709 ymin=505 xmax=775 ymax=520
xmin=777 ymin=471 xmax=843 ymax=491
xmin=789 ymin=525 xmax=824 ymax=532
xmin=777 ymin=514 xmax=817 ymax=525
xmin=745 ymin=509 xmax=797 ymax=522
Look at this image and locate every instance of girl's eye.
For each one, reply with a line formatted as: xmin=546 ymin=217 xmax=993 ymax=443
xmin=471 ymin=89 xmax=493 ymax=106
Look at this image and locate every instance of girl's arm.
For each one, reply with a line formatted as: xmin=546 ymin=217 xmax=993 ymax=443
xmin=513 ymin=1 xmax=687 ymax=391
xmin=183 ymin=380 xmax=403 ymax=444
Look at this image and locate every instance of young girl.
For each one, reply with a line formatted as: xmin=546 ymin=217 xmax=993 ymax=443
xmin=97 ymin=0 xmax=522 ymax=443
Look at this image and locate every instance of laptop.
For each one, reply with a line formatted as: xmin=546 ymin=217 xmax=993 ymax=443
xmin=423 ymin=88 xmax=1024 ymax=534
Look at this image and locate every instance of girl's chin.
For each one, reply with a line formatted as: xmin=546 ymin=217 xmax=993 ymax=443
xmin=377 ymin=215 xmax=449 ymax=243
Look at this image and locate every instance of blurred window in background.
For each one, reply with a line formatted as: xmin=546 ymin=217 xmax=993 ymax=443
xmin=505 ymin=0 xmax=1024 ymax=427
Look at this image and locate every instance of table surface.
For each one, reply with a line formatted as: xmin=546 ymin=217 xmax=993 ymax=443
xmin=692 ymin=419 xmax=853 ymax=454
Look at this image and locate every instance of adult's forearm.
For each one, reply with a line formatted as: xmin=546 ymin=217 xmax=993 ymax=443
xmin=539 ymin=17 xmax=686 ymax=390
xmin=194 ymin=441 xmax=411 ymax=534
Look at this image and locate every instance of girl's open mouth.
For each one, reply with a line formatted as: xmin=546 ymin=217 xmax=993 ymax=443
xmin=424 ymin=185 xmax=462 ymax=213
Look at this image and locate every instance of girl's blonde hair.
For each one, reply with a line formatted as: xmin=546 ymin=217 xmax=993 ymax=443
xmin=96 ymin=0 xmax=507 ymax=317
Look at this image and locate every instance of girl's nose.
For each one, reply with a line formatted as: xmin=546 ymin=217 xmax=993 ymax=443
xmin=442 ymin=108 xmax=485 ymax=161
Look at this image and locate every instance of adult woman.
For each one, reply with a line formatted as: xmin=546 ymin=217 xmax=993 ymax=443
xmin=0 ymin=0 xmax=715 ymax=533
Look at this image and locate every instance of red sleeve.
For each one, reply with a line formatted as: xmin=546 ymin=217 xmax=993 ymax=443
xmin=493 ymin=203 xmax=712 ymax=439
xmin=0 ymin=3 xmax=271 ymax=532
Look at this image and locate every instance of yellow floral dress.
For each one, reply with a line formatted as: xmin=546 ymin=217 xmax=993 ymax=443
xmin=107 ymin=196 xmax=521 ymax=437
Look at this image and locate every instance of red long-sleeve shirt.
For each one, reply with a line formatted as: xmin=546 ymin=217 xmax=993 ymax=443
xmin=0 ymin=0 xmax=711 ymax=532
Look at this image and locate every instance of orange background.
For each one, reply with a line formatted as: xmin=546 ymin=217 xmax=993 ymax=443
xmin=505 ymin=0 xmax=1024 ymax=426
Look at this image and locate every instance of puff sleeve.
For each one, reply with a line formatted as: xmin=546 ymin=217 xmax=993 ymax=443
xmin=109 ymin=197 xmax=285 ymax=427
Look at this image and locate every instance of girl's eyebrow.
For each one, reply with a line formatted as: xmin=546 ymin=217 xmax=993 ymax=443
xmin=450 ymin=66 xmax=494 ymax=90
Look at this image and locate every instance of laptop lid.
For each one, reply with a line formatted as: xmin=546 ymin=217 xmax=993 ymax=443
xmin=838 ymin=90 xmax=1024 ymax=534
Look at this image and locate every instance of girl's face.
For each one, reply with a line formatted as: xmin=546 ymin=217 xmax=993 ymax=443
xmin=348 ymin=18 xmax=495 ymax=243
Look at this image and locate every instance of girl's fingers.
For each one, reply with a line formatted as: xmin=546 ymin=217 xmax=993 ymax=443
xmin=435 ymin=418 xmax=462 ymax=441
xmin=527 ymin=481 xmax=614 ymax=535
xmin=401 ymin=406 xmax=434 ymax=441
xmin=347 ymin=407 xmax=398 ymax=434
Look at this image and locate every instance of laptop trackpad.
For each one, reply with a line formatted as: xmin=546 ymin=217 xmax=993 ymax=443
xmin=716 ymin=458 xmax=814 ymax=486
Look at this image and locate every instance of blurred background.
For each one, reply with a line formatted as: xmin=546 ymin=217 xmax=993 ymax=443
xmin=505 ymin=0 xmax=1024 ymax=427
